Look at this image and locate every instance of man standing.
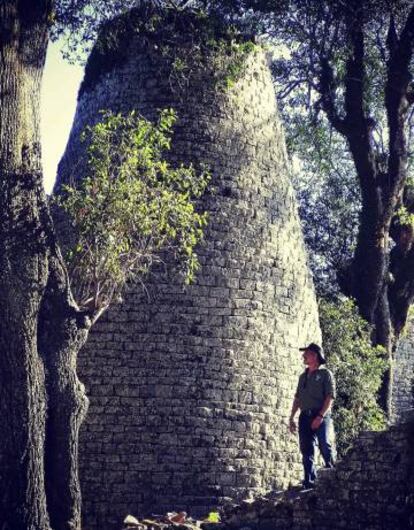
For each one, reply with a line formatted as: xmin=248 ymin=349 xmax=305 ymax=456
xmin=289 ymin=343 xmax=336 ymax=489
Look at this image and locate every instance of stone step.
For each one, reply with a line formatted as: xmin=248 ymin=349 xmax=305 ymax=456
xmin=315 ymin=467 xmax=336 ymax=484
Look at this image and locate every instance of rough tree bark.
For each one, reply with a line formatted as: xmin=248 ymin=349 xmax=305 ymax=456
xmin=0 ymin=2 xmax=90 ymax=529
xmin=39 ymin=251 xmax=90 ymax=530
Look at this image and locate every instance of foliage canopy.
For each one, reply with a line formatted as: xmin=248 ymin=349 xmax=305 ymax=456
xmin=287 ymin=117 xmax=360 ymax=297
xmin=319 ymin=297 xmax=388 ymax=456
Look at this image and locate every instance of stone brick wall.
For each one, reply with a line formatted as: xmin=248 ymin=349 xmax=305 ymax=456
xmin=221 ymin=412 xmax=414 ymax=530
xmin=57 ymin=14 xmax=321 ymax=530
xmin=392 ymin=317 xmax=414 ymax=421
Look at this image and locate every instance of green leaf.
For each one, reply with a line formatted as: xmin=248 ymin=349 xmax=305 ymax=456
xmin=58 ymin=108 xmax=210 ymax=313
xmin=205 ymin=512 xmax=220 ymax=523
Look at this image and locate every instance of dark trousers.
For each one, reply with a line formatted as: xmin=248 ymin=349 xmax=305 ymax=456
xmin=299 ymin=410 xmax=335 ymax=486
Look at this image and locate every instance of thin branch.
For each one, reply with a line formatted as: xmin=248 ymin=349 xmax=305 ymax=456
xmin=319 ymin=57 xmax=348 ymax=135
xmin=277 ymin=79 xmax=305 ymax=100
xmin=385 ymin=5 xmax=414 ymax=208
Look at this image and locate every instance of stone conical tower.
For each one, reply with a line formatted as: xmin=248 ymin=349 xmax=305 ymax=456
xmin=57 ymin=7 xmax=321 ymax=529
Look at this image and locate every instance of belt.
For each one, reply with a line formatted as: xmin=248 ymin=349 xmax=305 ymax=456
xmin=301 ymin=409 xmax=319 ymax=416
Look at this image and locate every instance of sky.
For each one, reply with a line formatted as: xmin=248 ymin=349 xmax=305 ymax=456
xmin=40 ymin=42 xmax=84 ymax=194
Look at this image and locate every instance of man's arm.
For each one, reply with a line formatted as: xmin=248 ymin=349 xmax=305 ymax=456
xmin=311 ymin=394 xmax=334 ymax=430
xmin=289 ymin=397 xmax=300 ymax=434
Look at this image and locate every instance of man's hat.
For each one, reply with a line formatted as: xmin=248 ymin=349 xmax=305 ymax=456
xmin=299 ymin=343 xmax=326 ymax=364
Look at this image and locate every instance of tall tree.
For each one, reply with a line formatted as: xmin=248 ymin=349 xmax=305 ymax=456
xmin=0 ymin=2 xmax=206 ymax=528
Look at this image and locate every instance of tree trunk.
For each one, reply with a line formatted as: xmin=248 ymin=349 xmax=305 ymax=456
xmin=375 ymin=284 xmax=393 ymax=414
xmin=350 ymin=166 xmax=393 ymax=415
xmin=350 ymin=188 xmax=388 ymax=326
xmin=39 ymin=253 xmax=90 ymax=530
xmin=0 ymin=3 xmax=50 ymax=528
xmin=338 ymin=4 xmax=396 ymax=417
xmin=0 ymin=2 xmax=89 ymax=528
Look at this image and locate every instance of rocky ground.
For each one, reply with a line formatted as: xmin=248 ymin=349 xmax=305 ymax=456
xmin=122 ymin=485 xmax=317 ymax=530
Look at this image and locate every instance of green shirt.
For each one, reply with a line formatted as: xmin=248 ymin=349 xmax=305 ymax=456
xmin=295 ymin=366 xmax=336 ymax=411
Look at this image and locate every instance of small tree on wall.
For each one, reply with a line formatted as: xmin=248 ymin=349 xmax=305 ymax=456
xmin=319 ymin=298 xmax=388 ymax=457
xmin=56 ymin=109 xmax=209 ymax=324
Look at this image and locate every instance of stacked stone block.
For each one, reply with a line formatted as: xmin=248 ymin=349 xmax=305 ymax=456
xmin=57 ymin=11 xmax=320 ymax=530
xmin=392 ymin=316 xmax=414 ymax=421
xmin=221 ymin=412 xmax=414 ymax=530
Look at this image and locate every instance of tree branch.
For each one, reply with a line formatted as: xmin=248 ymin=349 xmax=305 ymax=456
xmin=341 ymin=1 xmax=378 ymax=196
xmin=385 ymin=6 xmax=414 ymax=211
xmin=318 ymin=56 xmax=348 ymax=135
